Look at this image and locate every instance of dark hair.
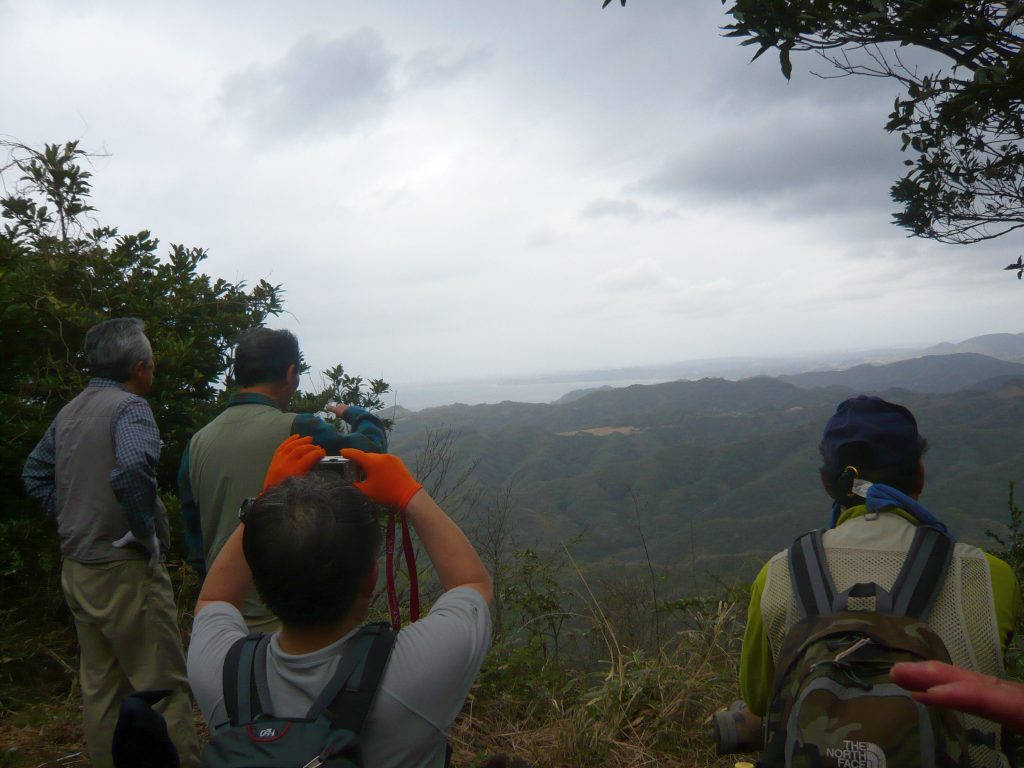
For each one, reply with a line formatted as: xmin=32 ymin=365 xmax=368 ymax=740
xmin=233 ymin=328 xmax=301 ymax=387
xmin=242 ymin=474 xmax=382 ymax=627
xmin=84 ymin=318 xmax=152 ymax=382
xmin=819 ymin=437 xmax=929 ymax=507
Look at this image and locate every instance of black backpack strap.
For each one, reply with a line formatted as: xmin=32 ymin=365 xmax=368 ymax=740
xmin=221 ymin=632 xmax=265 ymax=727
xmin=327 ymin=623 xmax=399 ymax=734
xmin=253 ymin=634 xmax=272 ymax=716
xmin=305 ymin=629 xmax=378 ymax=720
xmin=307 ymin=622 xmax=398 ymax=734
xmin=788 ymin=530 xmax=839 ymax=619
xmin=889 ymin=525 xmax=954 ymax=620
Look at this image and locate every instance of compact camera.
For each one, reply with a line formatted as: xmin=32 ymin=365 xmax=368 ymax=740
xmin=312 ymin=455 xmax=363 ymax=484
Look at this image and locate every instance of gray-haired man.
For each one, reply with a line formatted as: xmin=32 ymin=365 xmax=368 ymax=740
xmin=22 ymin=318 xmax=198 ymax=768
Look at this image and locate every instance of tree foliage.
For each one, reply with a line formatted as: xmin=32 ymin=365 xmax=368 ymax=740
xmin=291 ymin=364 xmax=394 ymax=431
xmin=0 ymin=140 xmax=390 ymax=584
xmin=1 ymin=140 xmax=285 ymax=498
xmin=716 ymin=1 xmax=1024 ymax=244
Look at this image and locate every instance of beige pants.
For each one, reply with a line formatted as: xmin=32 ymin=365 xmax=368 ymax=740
xmin=61 ymin=559 xmax=199 ymax=768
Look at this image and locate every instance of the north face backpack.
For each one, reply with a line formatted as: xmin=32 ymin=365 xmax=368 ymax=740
xmin=760 ymin=524 xmax=971 ymax=768
xmin=200 ymin=622 xmax=397 ymax=768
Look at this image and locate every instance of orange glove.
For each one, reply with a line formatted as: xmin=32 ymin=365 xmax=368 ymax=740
xmin=263 ymin=435 xmax=326 ymax=490
xmin=340 ymin=449 xmax=423 ymax=511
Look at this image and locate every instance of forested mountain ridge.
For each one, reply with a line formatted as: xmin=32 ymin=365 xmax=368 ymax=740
xmin=779 ymin=353 xmax=1024 ymax=393
xmin=390 ymin=377 xmax=1024 ymax=583
xmin=922 ymin=332 xmax=1024 ymax=362
xmin=390 ymin=376 xmax=855 ymax=437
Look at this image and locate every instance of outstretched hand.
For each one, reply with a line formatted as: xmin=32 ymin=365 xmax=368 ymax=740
xmin=891 ymin=661 xmax=1024 ymax=732
xmin=264 ymin=434 xmax=326 ymax=490
xmin=340 ymin=449 xmax=423 ymax=511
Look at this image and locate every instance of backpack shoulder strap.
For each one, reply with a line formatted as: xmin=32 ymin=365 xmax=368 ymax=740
xmin=253 ymin=634 xmax=272 ymax=716
xmin=222 ymin=632 xmax=265 ymax=727
xmin=307 ymin=622 xmax=398 ymax=734
xmin=788 ymin=530 xmax=839 ymax=619
xmin=889 ymin=525 xmax=955 ymax=621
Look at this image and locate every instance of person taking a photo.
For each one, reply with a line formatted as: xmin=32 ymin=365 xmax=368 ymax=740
xmin=186 ymin=435 xmax=492 ymax=768
xmin=179 ymin=327 xmax=387 ymax=632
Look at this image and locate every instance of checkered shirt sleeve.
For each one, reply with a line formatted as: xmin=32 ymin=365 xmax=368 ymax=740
xmin=109 ymin=389 xmax=160 ymax=539
xmin=22 ymin=422 xmax=58 ymax=519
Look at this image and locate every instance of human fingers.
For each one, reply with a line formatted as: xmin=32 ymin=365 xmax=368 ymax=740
xmin=910 ymin=678 xmax=1024 ymax=731
xmin=294 ymin=444 xmax=327 ymax=474
xmin=340 ymin=448 xmax=371 ymax=467
xmin=112 ymin=531 xmax=138 ymax=549
xmin=278 ymin=433 xmax=304 ymax=449
xmin=341 ymin=450 xmax=374 ymax=495
xmin=265 ymin=435 xmax=318 ymax=489
xmin=280 ymin=434 xmax=314 ymax=457
xmin=890 ymin=661 xmax=984 ymax=692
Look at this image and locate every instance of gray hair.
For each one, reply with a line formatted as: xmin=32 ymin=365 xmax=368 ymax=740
xmin=84 ymin=318 xmax=153 ymax=382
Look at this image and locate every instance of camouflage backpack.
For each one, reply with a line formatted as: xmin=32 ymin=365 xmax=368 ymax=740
xmin=760 ymin=524 xmax=971 ymax=768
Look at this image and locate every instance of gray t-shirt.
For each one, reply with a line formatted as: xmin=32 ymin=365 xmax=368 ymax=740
xmin=188 ymin=587 xmax=491 ymax=768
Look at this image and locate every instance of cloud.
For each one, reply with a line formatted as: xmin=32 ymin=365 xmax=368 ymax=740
xmin=220 ymin=30 xmax=491 ymax=139
xmin=580 ymin=197 xmax=645 ymax=222
xmin=634 ymin=102 xmax=905 ymax=217
xmin=595 ymin=260 xmax=740 ymax=318
xmin=596 ymin=258 xmax=673 ymax=291
xmin=7 ymin=1 xmax=1021 ymax=388
xmin=404 ymin=46 xmax=491 ymax=89
xmin=221 ymin=28 xmax=398 ymax=137
xmin=664 ymin=277 xmax=738 ymax=318
xmin=526 ymin=227 xmax=562 ymax=248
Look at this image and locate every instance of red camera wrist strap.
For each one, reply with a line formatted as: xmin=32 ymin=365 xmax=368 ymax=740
xmin=384 ymin=509 xmax=420 ymax=630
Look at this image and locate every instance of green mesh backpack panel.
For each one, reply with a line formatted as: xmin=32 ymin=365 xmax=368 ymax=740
xmin=199 ymin=622 xmax=396 ymax=768
xmin=761 ymin=526 xmax=971 ymax=768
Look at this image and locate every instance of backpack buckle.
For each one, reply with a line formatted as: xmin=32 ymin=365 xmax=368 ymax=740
xmin=302 ymin=731 xmax=357 ymax=768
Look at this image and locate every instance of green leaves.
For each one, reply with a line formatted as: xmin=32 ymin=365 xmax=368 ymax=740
xmin=291 ymin=364 xmax=394 ymax=432
xmin=0 ymin=140 xmax=286 ymax=546
xmin=722 ymin=0 xmax=1024 ymax=244
xmin=780 ymin=45 xmax=794 ymax=79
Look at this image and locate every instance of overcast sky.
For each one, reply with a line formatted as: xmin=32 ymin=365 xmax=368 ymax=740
xmin=3 ymin=0 xmax=1022 ymax=392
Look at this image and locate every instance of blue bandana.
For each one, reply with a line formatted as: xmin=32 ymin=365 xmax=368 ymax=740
xmin=828 ymin=481 xmax=956 ymax=541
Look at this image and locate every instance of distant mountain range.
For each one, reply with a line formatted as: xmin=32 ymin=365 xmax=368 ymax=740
xmin=778 ymin=353 xmax=1024 ymax=393
xmin=391 ymin=376 xmax=852 ymax=436
xmin=488 ymin=332 xmax=1024 ymax=390
xmin=389 ymin=342 xmax=1024 ymax=583
xmin=922 ymin=332 xmax=1024 ymax=363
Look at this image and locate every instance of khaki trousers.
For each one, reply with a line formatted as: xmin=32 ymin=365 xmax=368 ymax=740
xmin=61 ymin=559 xmax=199 ymax=768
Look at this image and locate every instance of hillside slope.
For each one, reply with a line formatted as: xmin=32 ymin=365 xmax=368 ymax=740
xmin=391 ymin=380 xmax=1024 ymax=582
xmin=391 ymin=376 xmax=852 ymax=438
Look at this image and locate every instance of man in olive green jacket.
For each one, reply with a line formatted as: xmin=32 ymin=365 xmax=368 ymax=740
xmin=179 ymin=327 xmax=387 ymax=631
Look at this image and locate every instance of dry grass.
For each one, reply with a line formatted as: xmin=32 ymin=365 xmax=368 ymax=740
xmin=0 ymin=583 xmax=87 ymax=767
xmin=0 ymin=561 xmax=206 ymax=767
xmin=449 ymin=599 xmax=755 ymax=768
xmin=2 ymin=558 xmax=752 ymax=768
